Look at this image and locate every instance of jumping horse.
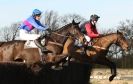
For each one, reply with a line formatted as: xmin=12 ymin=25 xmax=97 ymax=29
xmin=66 ymin=30 xmax=129 ymax=81
xmin=0 ymin=41 xmax=25 ymax=61
xmin=0 ymin=20 xmax=85 ymax=64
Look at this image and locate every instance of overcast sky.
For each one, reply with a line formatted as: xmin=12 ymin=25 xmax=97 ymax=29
xmin=0 ymin=0 xmax=133 ymax=30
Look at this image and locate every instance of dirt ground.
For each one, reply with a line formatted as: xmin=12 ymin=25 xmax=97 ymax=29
xmin=90 ymin=68 xmax=133 ymax=84
xmin=91 ymin=80 xmax=133 ymax=84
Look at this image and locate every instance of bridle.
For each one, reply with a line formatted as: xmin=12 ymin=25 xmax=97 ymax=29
xmin=115 ymin=34 xmax=125 ymax=47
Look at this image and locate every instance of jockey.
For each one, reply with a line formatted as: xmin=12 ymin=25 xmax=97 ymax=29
xmin=19 ymin=9 xmax=49 ymax=52
xmin=80 ymin=14 xmax=100 ymax=46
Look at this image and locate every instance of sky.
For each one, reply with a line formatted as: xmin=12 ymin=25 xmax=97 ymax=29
xmin=0 ymin=0 xmax=133 ymax=31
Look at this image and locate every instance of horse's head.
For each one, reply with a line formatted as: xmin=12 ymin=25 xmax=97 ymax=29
xmin=68 ymin=20 xmax=85 ymax=45
xmin=116 ymin=30 xmax=129 ymax=54
xmin=51 ymin=20 xmax=85 ymax=45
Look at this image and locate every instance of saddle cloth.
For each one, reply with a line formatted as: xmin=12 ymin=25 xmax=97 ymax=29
xmin=24 ymin=40 xmax=37 ymax=48
xmin=15 ymin=38 xmax=44 ymax=59
xmin=24 ymin=39 xmax=45 ymax=48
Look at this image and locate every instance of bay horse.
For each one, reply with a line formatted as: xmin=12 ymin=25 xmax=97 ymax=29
xmin=0 ymin=20 xmax=85 ymax=64
xmin=0 ymin=41 xmax=25 ymax=61
xmin=66 ymin=30 xmax=129 ymax=81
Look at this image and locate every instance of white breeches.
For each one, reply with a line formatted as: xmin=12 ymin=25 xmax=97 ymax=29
xmin=19 ymin=29 xmax=40 ymax=40
xmin=84 ymin=34 xmax=91 ymax=42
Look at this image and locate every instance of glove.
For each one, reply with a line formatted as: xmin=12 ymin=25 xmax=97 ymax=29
xmin=45 ymin=28 xmax=52 ymax=35
xmin=46 ymin=28 xmax=52 ymax=33
xmin=45 ymin=25 xmax=49 ymax=28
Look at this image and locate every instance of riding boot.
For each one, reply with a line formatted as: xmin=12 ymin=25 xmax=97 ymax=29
xmin=34 ymin=35 xmax=48 ymax=53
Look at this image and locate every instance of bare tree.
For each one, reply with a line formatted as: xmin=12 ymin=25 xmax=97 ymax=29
xmin=0 ymin=23 xmax=19 ymax=41
xmin=116 ymin=19 xmax=133 ymax=68
xmin=59 ymin=14 xmax=86 ymax=27
xmin=41 ymin=10 xmax=60 ymax=30
xmin=41 ymin=10 xmax=86 ymax=31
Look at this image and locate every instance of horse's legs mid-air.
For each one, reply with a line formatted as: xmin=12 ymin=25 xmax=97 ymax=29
xmin=92 ymin=56 xmax=116 ymax=81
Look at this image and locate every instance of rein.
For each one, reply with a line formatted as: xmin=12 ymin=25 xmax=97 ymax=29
xmin=93 ymin=45 xmax=106 ymax=50
xmin=48 ymin=41 xmax=63 ymax=47
xmin=52 ymin=32 xmax=70 ymax=37
xmin=48 ymin=32 xmax=76 ymax=47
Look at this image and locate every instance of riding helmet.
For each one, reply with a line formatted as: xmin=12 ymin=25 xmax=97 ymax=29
xmin=90 ymin=14 xmax=100 ymax=21
xmin=32 ymin=9 xmax=42 ymax=16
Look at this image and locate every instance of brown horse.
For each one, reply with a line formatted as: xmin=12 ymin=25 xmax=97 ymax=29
xmin=66 ymin=30 xmax=129 ymax=81
xmin=0 ymin=41 xmax=25 ymax=61
xmin=0 ymin=20 xmax=85 ymax=64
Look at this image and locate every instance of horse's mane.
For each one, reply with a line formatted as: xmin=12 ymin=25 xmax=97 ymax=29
xmin=97 ymin=32 xmax=118 ymax=39
xmin=0 ymin=40 xmax=26 ymax=47
xmin=53 ymin=23 xmax=72 ymax=32
xmin=7 ymin=40 xmax=26 ymax=44
xmin=92 ymin=32 xmax=117 ymax=43
xmin=102 ymin=30 xmax=124 ymax=37
xmin=104 ymin=33 xmax=116 ymax=36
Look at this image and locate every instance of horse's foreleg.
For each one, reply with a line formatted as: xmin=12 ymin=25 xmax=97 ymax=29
xmin=107 ymin=60 xmax=116 ymax=81
xmin=93 ymin=57 xmax=116 ymax=81
xmin=50 ymin=54 xmax=68 ymax=70
xmin=103 ymin=58 xmax=116 ymax=81
xmin=62 ymin=55 xmax=71 ymax=66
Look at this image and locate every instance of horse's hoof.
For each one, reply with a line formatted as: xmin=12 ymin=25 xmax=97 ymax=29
xmin=41 ymin=61 xmax=46 ymax=64
xmin=109 ymin=75 xmax=116 ymax=81
xmin=51 ymin=66 xmax=63 ymax=70
xmin=63 ymin=62 xmax=69 ymax=67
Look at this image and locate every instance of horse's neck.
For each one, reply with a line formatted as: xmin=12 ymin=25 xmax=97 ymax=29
xmin=94 ymin=34 xmax=117 ymax=49
xmin=62 ymin=37 xmax=75 ymax=54
xmin=50 ymin=27 xmax=70 ymax=44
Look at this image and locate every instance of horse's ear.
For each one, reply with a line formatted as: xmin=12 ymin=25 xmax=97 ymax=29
xmin=117 ymin=30 xmax=120 ymax=33
xmin=77 ymin=21 xmax=80 ymax=25
xmin=117 ymin=30 xmax=124 ymax=35
xmin=72 ymin=19 xmax=76 ymax=24
xmin=72 ymin=19 xmax=80 ymax=25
